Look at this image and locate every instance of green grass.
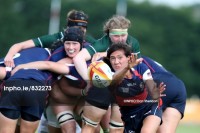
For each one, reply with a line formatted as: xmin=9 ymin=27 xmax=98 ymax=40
xmin=176 ymin=124 xmax=200 ymax=133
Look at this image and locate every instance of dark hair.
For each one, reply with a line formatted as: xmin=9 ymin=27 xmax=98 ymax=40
xmin=63 ymin=27 xmax=84 ymax=45
xmin=107 ymin=43 xmax=132 ymax=59
xmin=67 ymin=10 xmax=88 ymax=28
xmin=103 ymin=43 xmax=132 ymax=71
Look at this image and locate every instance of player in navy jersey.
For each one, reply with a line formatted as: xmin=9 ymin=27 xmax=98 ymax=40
xmin=142 ymin=56 xmax=187 ymax=133
xmin=103 ymin=43 xmax=166 ymax=133
xmin=98 ymin=53 xmax=186 ymax=133
xmin=11 ymin=27 xmax=90 ymax=133
xmin=0 ymin=47 xmax=52 ymax=133
xmin=82 ymin=44 xmax=165 ymax=132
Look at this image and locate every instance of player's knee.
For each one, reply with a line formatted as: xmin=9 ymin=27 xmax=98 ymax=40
xmin=109 ymin=120 xmax=124 ymax=129
xmin=56 ymin=111 xmax=75 ymax=126
xmin=82 ymin=115 xmax=99 ymax=128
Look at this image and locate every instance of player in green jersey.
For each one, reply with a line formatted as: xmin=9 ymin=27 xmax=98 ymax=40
xmin=4 ymin=10 xmax=95 ymax=68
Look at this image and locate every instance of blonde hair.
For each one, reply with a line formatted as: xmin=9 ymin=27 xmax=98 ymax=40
xmin=103 ymin=15 xmax=131 ymax=34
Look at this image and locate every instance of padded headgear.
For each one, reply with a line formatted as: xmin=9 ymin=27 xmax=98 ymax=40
xmin=63 ymin=27 xmax=84 ymax=45
xmin=67 ymin=11 xmax=88 ymax=28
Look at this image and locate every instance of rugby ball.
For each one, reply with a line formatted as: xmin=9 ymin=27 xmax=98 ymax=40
xmin=88 ymin=61 xmax=113 ymax=88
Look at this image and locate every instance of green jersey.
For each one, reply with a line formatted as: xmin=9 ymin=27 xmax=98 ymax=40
xmin=32 ymin=31 xmax=95 ymax=48
xmin=85 ymin=34 xmax=141 ymax=57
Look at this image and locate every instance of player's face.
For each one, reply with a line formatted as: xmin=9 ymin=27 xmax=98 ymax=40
xmin=109 ymin=34 xmax=128 ymax=44
xmin=109 ymin=50 xmax=129 ymax=71
xmin=64 ymin=41 xmax=81 ymax=58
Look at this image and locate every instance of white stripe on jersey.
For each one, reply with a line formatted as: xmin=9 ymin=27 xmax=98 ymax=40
xmin=88 ymin=45 xmax=97 ymax=54
xmin=37 ymin=38 xmax=43 ymax=47
xmin=143 ymin=69 xmax=153 ymax=81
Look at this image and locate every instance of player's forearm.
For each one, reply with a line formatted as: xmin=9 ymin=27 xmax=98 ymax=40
xmin=6 ymin=40 xmax=35 ymax=57
xmin=145 ymin=80 xmax=160 ymax=100
xmin=110 ymin=66 xmax=129 ymax=87
xmin=73 ymin=57 xmax=89 ymax=80
xmin=18 ymin=61 xmax=69 ymax=75
xmin=73 ymin=48 xmax=91 ymax=80
xmin=15 ymin=61 xmax=50 ymax=71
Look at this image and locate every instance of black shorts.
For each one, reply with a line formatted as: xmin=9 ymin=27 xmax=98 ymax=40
xmin=0 ymin=79 xmax=48 ymax=120
xmin=85 ymin=87 xmax=114 ymax=110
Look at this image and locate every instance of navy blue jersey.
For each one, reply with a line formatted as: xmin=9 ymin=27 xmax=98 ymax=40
xmin=0 ymin=48 xmax=53 ymax=119
xmin=142 ymin=56 xmax=187 ymax=118
xmin=60 ymin=61 xmax=91 ymax=88
xmin=115 ymin=62 xmax=154 ymax=108
xmin=1 ymin=47 xmax=51 ymax=67
xmin=1 ymin=47 xmax=52 ymax=84
xmin=116 ymin=62 xmax=162 ymax=132
xmin=49 ymin=46 xmax=66 ymax=62
xmin=49 ymin=44 xmax=90 ymax=88
xmin=49 ymin=42 xmax=91 ymax=62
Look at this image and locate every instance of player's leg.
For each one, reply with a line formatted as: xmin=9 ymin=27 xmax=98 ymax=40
xmin=81 ymin=87 xmax=111 ymax=133
xmin=0 ymin=80 xmax=21 ymax=133
xmin=20 ymin=118 xmax=39 ymax=133
xmin=157 ymin=107 xmax=182 ymax=133
xmin=37 ymin=113 xmax=49 ymax=133
xmin=0 ymin=110 xmax=18 ymax=133
xmin=45 ymin=105 xmax=62 ymax=133
xmin=110 ymin=104 xmax=124 ymax=133
xmin=81 ymin=102 xmax=107 ymax=133
xmin=99 ymin=107 xmax=111 ymax=133
xmin=141 ymin=104 xmax=162 ymax=133
xmin=141 ymin=115 xmax=161 ymax=133
xmin=156 ymin=75 xmax=186 ymax=133
xmin=53 ymin=105 xmax=77 ymax=133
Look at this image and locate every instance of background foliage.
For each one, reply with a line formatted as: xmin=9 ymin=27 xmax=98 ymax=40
xmin=0 ymin=0 xmax=199 ymax=97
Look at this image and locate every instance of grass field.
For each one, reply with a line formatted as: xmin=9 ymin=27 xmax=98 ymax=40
xmin=176 ymin=124 xmax=200 ymax=133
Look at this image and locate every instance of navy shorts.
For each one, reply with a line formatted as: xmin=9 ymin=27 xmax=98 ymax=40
xmin=121 ymin=103 xmax=162 ymax=133
xmin=85 ymin=87 xmax=113 ymax=110
xmin=153 ymin=72 xmax=187 ymax=118
xmin=0 ymin=79 xmax=48 ymax=120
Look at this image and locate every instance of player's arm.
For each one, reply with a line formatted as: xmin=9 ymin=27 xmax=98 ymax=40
xmin=110 ymin=66 xmax=129 ymax=88
xmin=110 ymin=54 xmax=143 ymax=88
xmin=32 ymin=32 xmax=64 ymax=48
xmin=144 ymin=73 xmax=165 ymax=100
xmin=92 ymin=52 xmax=107 ymax=62
xmin=11 ymin=60 xmax=70 ymax=76
xmin=145 ymin=79 xmax=160 ymax=100
xmin=73 ymin=48 xmax=92 ymax=80
xmin=4 ymin=40 xmax=35 ymax=67
xmin=5 ymin=32 xmax=63 ymax=68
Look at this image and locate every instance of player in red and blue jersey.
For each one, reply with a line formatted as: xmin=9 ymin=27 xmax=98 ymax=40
xmin=105 ymin=43 xmax=165 ymax=133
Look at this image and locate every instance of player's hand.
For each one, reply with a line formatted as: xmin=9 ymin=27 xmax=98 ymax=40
xmin=159 ymin=82 xmax=166 ymax=97
xmin=82 ymin=81 xmax=92 ymax=96
xmin=128 ymin=53 xmax=143 ymax=69
xmin=91 ymin=52 xmax=106 ymax=62
xmin=4 ymin=55 xmax=15 ymax=67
